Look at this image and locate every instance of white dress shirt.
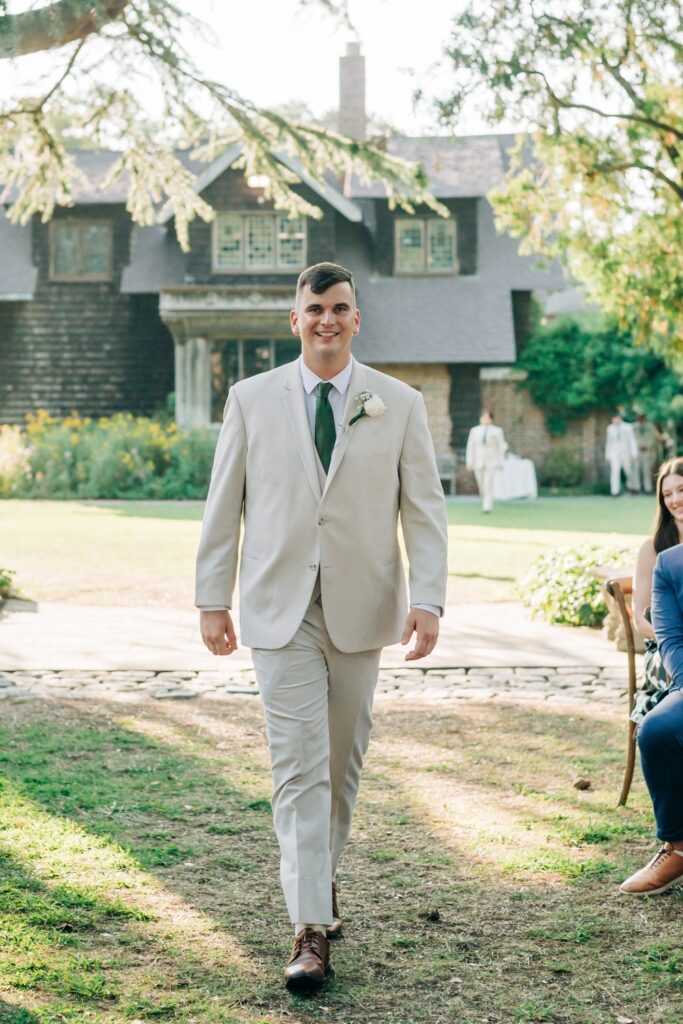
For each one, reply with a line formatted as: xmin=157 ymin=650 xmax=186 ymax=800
xmin=200 ymin=355 xmax=440 ymax=617
xmin=300 ymin=355 xmax=353 ymax=439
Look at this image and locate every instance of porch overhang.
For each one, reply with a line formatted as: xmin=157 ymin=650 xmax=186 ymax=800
xmin=159 ymin=285 xmax=293 ymax=341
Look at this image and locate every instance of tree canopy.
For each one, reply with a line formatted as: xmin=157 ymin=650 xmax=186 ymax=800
xmin=0 ymin=1 xmax=442 ymax=248
xmin=434 ymin=0 xmax=683 ymax=360
xmin=518 ymin=312 xmax=683 ymax=436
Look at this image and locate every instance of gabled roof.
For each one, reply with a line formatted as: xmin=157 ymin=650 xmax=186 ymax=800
xmin=0 ymin=213 xmax=37 ymax=300
xmin=1 ymin=145 xmax=363 ymax=222
xmin=347 ymin=134 xmax=516 ymax=199
xmin=156 ymin=147 xmax=363 ymax=224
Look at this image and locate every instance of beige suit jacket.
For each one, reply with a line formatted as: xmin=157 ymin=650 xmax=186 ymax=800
xmin=195 ymin=358 xmax=448 ymax=653
xmin=465 ymin=424 xmax=507 ymax=470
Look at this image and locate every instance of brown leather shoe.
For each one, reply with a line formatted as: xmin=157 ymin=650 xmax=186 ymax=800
xmin=620 ymin=843 xmax=683 ymax=896
xmin=283 ymin=928 xmax=331 ymax=994
xmin=326 ymin=881 xmax=342 ymax=939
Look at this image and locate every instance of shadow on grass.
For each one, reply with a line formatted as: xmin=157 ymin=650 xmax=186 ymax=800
xmin=1 ymin=697 xmax=681 ymax=1023
xmin=0 ymin=1000 xmax=41 ymax=1023
xmin=80 ymin=500 xmax=205 ymax=522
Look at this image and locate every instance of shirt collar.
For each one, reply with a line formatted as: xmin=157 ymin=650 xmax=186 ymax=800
xmin=299 ymin=355 xmax=354 ymax=396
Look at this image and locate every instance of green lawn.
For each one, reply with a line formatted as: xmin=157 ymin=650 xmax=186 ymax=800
xmin=0 ymin=695 xmax=680 ymax=1024
xmin=0 ymin=496 xmax=653 ymax=606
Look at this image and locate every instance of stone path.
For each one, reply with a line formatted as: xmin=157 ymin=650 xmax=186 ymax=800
xmin=0 ymin=665 xmax=635 ymax=705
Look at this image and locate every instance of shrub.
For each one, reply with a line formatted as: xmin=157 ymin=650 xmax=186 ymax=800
xmin=0 ymin=568 xmax=17 ymax=600
xmin=0 ymin=425 xmax=31 ymax=497
xmin=3 ymin=411 xmax=217 ymax=499
xmin=538 ymin=445 xmax=585 ymax=489
xmin=519 ymin=543 xmax=636 ymax=628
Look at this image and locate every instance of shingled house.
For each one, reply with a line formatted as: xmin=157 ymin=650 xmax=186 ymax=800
xmin=2 ymin=45 xmax=595 ymax=488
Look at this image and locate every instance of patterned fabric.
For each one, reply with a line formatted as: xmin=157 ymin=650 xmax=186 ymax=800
xmin=631 ymin=638 xmax=671 ymax=724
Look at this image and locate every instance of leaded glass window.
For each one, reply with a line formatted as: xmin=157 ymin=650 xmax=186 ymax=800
xmin=427 ymin=219 xmax=456 ymax=271
xmin=213 ymin=213 xmax=307 ymax=272
xmin=395 ymin=220 xmax=425 ymax=274
xmin=277 ymin=216 xmax=306 ymax=267
xmin=215 ymin=214 xmax=242 ymax=269
xmin=395 ymin=217 xmax=458 ymax=274
xmin=50 ymin=220 xmax=112 ymax=280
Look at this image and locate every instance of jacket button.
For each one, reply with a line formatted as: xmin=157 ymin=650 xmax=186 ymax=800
xmin=309 ymin=563 xmax=317 ymax=571
xmin=318 ymin=517 xmax=325 ymax=525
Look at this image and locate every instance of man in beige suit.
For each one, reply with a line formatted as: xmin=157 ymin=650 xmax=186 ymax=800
xmin=465 ymin=410 xmax=508 ymax=512
xmin=196 ymin=262 xmax=448 ymax=993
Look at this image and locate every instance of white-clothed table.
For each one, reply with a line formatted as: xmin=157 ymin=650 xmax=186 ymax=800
xmin=492 ymin=454 xmax=538 ymax=501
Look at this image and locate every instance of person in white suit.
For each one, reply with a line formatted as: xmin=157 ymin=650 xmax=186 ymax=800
xmin=195 ymin=263 xmax=448 ymax=993
xmin=465 ymin=410 xmax=508 ymax=512
xmin=605 ymin=412 xmax=638 ymax=496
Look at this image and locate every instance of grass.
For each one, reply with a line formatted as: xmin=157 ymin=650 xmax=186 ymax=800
xmin=0 ymin=694 xmax=681 ymax=1023
xmin=0 ymin=496 xmax=654 ymax=607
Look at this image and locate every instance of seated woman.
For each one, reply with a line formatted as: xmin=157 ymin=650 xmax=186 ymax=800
xmin=631 ymin=459 xmax=683 ymax=723
xmin=621 ymin=459 xmax=683 ymax=895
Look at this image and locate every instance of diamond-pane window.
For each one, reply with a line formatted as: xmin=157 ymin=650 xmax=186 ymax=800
xmin=50 ymin=220 xmax=112 ymax=280
xmin=395 ymin=217 xmax=458 ymax=274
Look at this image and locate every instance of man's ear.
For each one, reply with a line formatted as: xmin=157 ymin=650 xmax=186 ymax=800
xmin=290 ymin=309 xmax=300 ymax=335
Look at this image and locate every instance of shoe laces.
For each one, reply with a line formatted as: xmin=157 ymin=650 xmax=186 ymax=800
xmin=293 ymin=928 xmax=323 ymax=956
xmin=649 ymin=843 xmax=673 ymax=868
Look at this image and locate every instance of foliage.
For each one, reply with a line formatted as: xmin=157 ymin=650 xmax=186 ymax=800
xmin=0 ymin=566 xmax=16 ymax=599
xmin=0 ymin=1 xmax=443 ymax=250
xmin=519 ymin=543 xmax=636 ymax=627
xmin=0 ymin=423 xmax=31 ymax=496
xmin=1 ymin=409 xmax=216 ymax=498
xmin=433 ymin=0 xmax=683 ymax=359
xmin=518 ymin=314 xmax=683 ymax=435
xmin=538 ymin=445 xmax=585 ymax=489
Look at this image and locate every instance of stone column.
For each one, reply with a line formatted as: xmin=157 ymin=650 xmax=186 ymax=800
xmin=174 ymin=336 xmax=211 ymax=430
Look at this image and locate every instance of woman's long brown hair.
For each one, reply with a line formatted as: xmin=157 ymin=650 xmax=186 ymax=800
xmin=653 ymin=458 xmax=683 ymax=553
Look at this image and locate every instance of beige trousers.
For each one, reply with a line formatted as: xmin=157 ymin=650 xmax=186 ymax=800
xmin=474 ymin=466 xmax=497 ymax=512
xmin=251 ymin=597 xmax=381 ymax=925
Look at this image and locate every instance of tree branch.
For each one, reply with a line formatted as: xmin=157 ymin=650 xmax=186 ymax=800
xmin=523 ymin=66 xmax=683 ymax=142
xmin=0 ymin=0 xmax=131 ymax=59
xmin=594 ymin=160 xmax=683 ymax=201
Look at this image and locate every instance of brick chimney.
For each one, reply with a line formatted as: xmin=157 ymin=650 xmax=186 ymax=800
xmin=338 ymin=41 xmax=367 ymax=140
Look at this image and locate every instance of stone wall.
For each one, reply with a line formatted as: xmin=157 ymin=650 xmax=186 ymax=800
xmin=481 ymin=372 xmax=610 ymax=485
xmin=373 ymin=362 xmax=453 ymax=454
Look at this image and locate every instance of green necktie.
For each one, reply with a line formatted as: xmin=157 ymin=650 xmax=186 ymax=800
xmin=315 ymin=381 xmax=336 ymax=473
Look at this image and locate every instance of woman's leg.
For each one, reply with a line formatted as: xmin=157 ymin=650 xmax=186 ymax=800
xmin=620 ymin=690 xmax=683 ymax=894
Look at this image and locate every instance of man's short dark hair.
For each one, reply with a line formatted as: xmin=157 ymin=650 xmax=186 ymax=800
xmin=296 ymin=262 xmax=355 ymax=300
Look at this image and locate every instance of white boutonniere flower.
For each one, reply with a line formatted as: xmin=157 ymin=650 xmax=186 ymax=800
xmin=349 ymin=390 xmax=386 ymax=426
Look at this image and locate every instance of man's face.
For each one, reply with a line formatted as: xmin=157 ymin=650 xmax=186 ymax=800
xmin=290 ymin=281 xmax=360 ymax=369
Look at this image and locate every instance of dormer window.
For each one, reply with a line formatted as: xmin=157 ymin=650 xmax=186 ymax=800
xmin=394 ymin=217 xmax=458 ymax=275
xmin=213 ymin=212 xmax=307 ymax=273
xmin=49 ymin=220 xmax=112 ymax=281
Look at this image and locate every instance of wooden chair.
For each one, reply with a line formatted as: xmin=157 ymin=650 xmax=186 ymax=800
xmin=605 ymin=576 xmax=638 ymax=806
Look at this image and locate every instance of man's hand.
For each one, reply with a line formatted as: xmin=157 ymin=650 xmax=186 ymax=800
xmin=200 ymin=610 xmax=238 ymax=656
xmin=401 ymin=608 xmax=439 ymax=662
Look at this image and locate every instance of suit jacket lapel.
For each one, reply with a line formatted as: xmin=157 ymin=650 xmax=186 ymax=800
xmin=323 ymin=360 xmax=367 ymax=496
xmin=283 ymin=361 xmax=322 ymax=503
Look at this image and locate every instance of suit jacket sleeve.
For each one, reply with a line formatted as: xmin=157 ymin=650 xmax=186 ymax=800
xmin=651 ymin=552 xmax=683 ymax=689
xmin=398 ymin=393 xmax=448 ymax=614
xmin=195 ymin=390 xmax=247 ymax=609
xmin=465 ymin=427 xmax=475 ymax=467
